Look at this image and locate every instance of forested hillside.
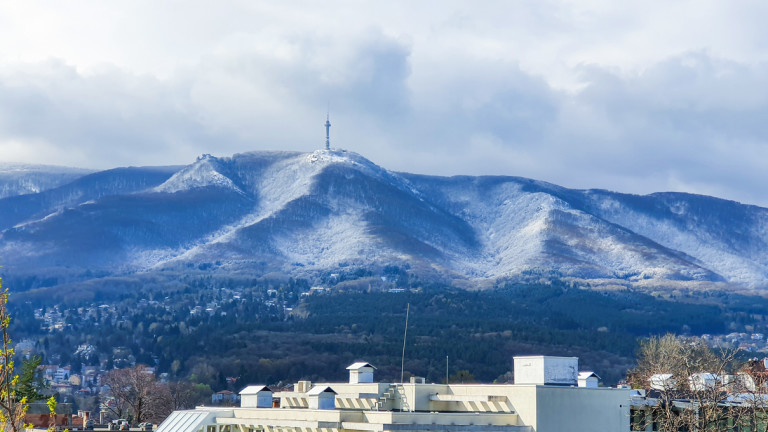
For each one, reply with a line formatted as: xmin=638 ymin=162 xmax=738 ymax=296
xmin=11 ymin=275 xmax=768 ymax=387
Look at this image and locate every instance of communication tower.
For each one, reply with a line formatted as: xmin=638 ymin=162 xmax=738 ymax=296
xmin=325 ymin=113 xmax=331 ymax=150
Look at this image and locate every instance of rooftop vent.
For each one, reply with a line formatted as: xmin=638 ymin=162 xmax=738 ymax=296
xmin=307 ymin=386 xmax=337 ymax=410
xmin=296 ymin=380 xmax=312 ymax=393
xmin=346 ymin=362 xmax=376 ymax=384
xmin=239 ymin=385 xmax=272 ymax=408
xmin=577 ymin=372 xmax=600 ymax=388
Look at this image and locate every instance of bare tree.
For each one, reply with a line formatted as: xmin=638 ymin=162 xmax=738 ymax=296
xmin=725 ymin=359 xmax=768 ymax=431
xmin=629 ymin=334 xmax=762 ymax=432
xmin=151 ymin=380 xmax=201 ymax=421
xmin=164 ymin=381 xmax=198 ymax=412
xmin=103 ymin=365 xmax=164 ymax=424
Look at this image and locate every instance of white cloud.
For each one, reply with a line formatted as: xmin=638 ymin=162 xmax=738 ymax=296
xmin=1 ymin=1 xmax=768 ymax=206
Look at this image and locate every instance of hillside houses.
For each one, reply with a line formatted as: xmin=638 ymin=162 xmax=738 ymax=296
xmin=34 ymin=363 xmax=108 ymax=400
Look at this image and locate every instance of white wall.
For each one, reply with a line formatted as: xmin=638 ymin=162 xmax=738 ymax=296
xmin=350 ymin=369 xmax=374 ymax=384
xmin=514 ymin=356 xmax=578 ymax=385
xmin=406 ymin=382 xmax=629 ymax=432
xmin=534 ymin=386 xmax=630 ymax=432
xmin=241 ymin=392 xmax=272 ymax=408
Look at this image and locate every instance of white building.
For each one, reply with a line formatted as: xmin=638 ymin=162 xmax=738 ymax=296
xmin=54 ymin=367 xmax=71 ymax=383
xmin=157 ymin=357 xmax=630 ymax=432
xmin=649 ymin=373 xmax=676 ymax=390
xmin=688 ymin=372 xmax=719 ymax=391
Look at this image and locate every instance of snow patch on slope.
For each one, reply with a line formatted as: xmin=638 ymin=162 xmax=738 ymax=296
xmin=154 ymin=156 xmax=244 ymax=194
xmin=275 ymin=208 xmax=384 ymax=268
xmin=139 ymin=150 xmax=387 ymax=266
xmin=428 ymin=181 xmax=556 ymax=278
xmin=589 ymin=196 xmax=768 ymax=285
xmin=307 ymin=149 xmax=423 ymax=198
xmin=426 ymin=179 xmax=717 ymax=282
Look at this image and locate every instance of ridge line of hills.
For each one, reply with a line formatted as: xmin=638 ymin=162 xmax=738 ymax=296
xmin=1 ymin=149 xmax=766 ymax=292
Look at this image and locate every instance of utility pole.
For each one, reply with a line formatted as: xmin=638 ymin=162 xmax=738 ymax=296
xmin=400 ymin=303 xmax=410 ymax=383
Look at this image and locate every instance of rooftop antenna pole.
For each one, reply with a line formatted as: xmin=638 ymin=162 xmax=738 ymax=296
xmin=400 ymin=303 xmax=410 ymax=383
xmin=446 ymin=355 xmax=449 ymax=384
xmin=324 ymin=105 xmax=331 ymax=150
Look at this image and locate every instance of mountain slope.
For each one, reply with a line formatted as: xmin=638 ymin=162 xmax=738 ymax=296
xmin=401 ymin=175 xmax=727 ymax=282
xmin=0 ymin=166 xmax=182 ymax=231
xmin=1 ymin=150 xmax=766 ymax=290
xmin=0 ymin=163 xmax=93 ymax=199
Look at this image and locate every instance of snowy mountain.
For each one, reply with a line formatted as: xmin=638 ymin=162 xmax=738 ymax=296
xmin=0 ymin=163 xmax=94 ymax=199
xmin=0 ymin=150 xmax=766 ymax=291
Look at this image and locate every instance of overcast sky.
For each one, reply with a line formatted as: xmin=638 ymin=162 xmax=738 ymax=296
xmin=1 ymin=1 xmax=767 ymax=207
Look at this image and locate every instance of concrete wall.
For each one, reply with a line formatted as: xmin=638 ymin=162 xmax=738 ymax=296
xmin=533 ymin=386 xmax=630 ymax=432
xmin=350 ymin=369 xmax=374 ymax=384
xmin=501 ymin=386 xmax=539 ymax=428
xmin=403 ymin=382 xmax=629 ymax=432
xmin=405 ymin=383 xmax=446 ymax=412
xmin=514 ymin=356 xmax=578 ymax=385
xmin=308 ymin=393 xmax=335 ymax=410
xmin=241 ymin=392 xmax=272 ymax=408
xmin=417 ymin=384 xmax=519 ymax=414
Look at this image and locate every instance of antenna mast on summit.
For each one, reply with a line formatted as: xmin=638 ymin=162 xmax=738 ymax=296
xmin=324 ymin=108 xmax=331 ymax=150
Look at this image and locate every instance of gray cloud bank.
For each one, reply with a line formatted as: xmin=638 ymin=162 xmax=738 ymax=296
xmin=1 ymin=6 xmax=768 ymax=207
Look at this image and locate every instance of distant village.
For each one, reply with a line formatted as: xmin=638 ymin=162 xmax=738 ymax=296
xmin=12 ymin=280 xmax=414 ymax=420
xmin=14 ymin=290 xmax=768 ymax=425
xmin=10 ymin=271 xmax=768 ymax=432
xmin=694 ymin=331 xmax=768 ymax=353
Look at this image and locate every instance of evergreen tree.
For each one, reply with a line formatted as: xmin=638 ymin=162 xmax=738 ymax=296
xmin=16 ymin=355 xmax=45 ymax=402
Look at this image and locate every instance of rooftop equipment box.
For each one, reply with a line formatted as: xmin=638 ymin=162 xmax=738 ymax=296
xmin=514 ymin=356 xmax=578 ymax=385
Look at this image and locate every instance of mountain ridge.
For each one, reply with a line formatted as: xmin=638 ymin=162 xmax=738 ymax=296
xmin=1 ymin=149 xmax=766 ymax=291
xmin=0 ymin=163 xmax=95 ymax=200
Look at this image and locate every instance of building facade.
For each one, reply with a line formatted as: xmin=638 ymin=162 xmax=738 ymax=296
xmin=158 ymin=356 xmax=631 ymax=432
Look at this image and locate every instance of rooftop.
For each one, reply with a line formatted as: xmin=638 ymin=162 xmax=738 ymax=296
xmin=157 ymin=356 xmax=632 ymax=432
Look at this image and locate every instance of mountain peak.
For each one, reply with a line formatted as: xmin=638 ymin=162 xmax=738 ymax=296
xmin=153 ymin=155 xmax=244 ymax=194
xmin=2 ymin=149 xmax=767 ymax=291
xmin=305 ymin=149 xmax=385 ymax=174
